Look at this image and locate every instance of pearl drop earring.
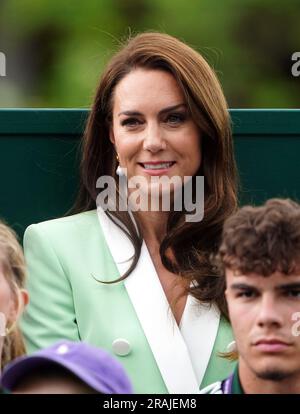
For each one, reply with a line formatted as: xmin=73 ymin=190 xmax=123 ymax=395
xmin=116 ymin=154 xmax=124 ymax=176
xmin=116 ymin=165 xmax=124 ymax=176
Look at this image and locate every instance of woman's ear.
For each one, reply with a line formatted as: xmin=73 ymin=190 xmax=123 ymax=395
xmin=9 ymin=288 xmax=29 ymax=323
xmin=109 ymin=128 xmax=115 ymax=145
xmin=20 ymin=289 xmax=29 ymax=309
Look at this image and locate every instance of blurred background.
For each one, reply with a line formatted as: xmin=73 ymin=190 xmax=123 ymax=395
xmin=0 ymin=0 xmax=299 ymax=108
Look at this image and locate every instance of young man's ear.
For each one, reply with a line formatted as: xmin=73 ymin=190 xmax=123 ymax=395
xmin=224 ymin=268 xmax=231 ymax=297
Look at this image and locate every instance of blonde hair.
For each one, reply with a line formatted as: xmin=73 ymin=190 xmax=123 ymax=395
xmin=0 ymin=220 xmax=27 ymax=370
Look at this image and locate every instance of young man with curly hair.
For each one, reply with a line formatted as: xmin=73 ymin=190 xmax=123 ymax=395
xmin=201 ymin=198 xmax=300 ymax=394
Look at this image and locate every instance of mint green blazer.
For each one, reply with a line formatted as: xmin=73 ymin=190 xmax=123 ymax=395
xmin=21 ymin=209 xmax=235 ymax=393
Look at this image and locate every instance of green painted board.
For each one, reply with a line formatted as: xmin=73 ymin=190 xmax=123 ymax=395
xmin=0 ymin=109 xmax=299 ymax=239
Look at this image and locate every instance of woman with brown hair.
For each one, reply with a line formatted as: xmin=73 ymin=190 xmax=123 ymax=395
xmin=22 ymin=32 xmax=238 ymax=393
xmin=0 ymin=221 xmax=29 ymax=375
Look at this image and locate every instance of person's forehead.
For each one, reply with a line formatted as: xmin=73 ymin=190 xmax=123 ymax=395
xmin=226 ymin=268 xmax=300 ymax=287
xmin=113 ymin=69 xmax=184 ymax=111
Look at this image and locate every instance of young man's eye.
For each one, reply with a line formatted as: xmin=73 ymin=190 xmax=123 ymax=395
xmin=237 ymin=290 xmax=256 ymax=299
xmin=121 ymin=118 xmax=141 ymax=127
xmin=285 ymin=290 xmax=300 ymax=298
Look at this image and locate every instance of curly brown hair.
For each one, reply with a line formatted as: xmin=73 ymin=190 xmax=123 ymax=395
xmin=217 ymin=198 xmax=300 ymax=277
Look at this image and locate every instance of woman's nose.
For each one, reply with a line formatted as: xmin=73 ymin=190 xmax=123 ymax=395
xmin=143 ymin=124 xmax=166 ymax=153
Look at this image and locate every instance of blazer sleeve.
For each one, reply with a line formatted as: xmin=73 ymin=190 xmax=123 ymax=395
xmin=21 ymin=223 xmax=80 ymax=353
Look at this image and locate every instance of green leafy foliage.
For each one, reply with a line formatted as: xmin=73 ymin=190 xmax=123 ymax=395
xmin=0 ymin=0 xmax=299 ymax=107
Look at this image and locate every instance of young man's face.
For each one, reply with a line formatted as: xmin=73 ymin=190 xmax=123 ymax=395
xmin=225 ymin=269 xmax=300 ymax=382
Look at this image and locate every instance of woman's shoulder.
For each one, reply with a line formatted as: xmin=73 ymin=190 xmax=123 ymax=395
xmin=24 ymin=210 xmax=99 ymax=241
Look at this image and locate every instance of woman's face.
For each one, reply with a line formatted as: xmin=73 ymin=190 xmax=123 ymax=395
xmin=110 ymin=69 xmax=201 ymax=201
xmin=0 ymin=265 xmax=15 ymax=334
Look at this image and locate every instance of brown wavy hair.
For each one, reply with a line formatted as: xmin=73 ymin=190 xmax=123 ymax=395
xmin=71 ymin=32 xmax=238 ymax=318
xmin=0 ymin=221 xmax=27 ymax=371
xmin=217 ymin=198 xmax=300 ymax=277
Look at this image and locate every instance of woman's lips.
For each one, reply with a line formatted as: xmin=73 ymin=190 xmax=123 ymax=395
xmin=138 ymin=161 xmax=176 ymax=176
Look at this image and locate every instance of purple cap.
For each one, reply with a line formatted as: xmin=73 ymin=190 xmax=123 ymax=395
xmin=1 ymin=340 xmax=133 ymax=394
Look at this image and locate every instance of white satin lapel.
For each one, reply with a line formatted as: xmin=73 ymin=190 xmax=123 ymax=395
xmin=96 ymin=207 xmax=199 ymax=394
xmin=180 ymin=295 xmax=220 ymax=386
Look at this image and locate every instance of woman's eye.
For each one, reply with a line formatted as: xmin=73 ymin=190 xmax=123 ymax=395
xmin=121 ymin=118 xmax=141 ymax=127
xmin=166 ymin=113 xmax=186 ymax=125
